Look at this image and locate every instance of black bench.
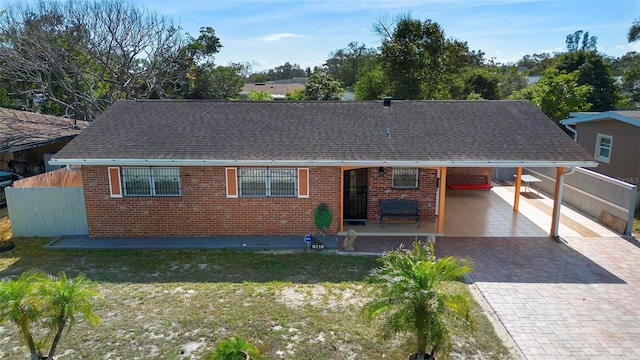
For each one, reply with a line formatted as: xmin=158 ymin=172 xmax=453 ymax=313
xmin=379 ymin=199 xmax=419 ymax=228
xmin=446 ymin=174 xmax=493 ymax=190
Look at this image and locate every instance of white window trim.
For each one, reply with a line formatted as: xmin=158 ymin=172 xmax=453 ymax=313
xmin=122 ymin=167 xmax=181 ymax=197
xmin=594 ymin=133 xmax=612 ymax=164
xmin=108 ymin=167 xmax=122 ymax=198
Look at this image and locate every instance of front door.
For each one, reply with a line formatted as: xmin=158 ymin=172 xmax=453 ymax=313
xmin=343 ymin=168 xmax=368 ymax=222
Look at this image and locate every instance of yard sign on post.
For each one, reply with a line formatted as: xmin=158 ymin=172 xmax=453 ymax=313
xmin=304 ymin=233 xmax=312 ymax=251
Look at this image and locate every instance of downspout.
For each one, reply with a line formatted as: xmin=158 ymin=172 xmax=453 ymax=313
xmin=66 ymin=165 xmax=81 ymax=172
xmin=564 ymin=124 xmax=578 ymax=142
xmin=552 ymin=167 xmax=576 ymax=243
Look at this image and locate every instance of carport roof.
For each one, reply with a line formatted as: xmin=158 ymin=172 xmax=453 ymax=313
xmin=51 ymin=99 xmax=597 ymax=168
xmin=0 ymin=107 xmax=88 ymax=153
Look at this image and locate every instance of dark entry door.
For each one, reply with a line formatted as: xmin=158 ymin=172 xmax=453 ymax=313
xmin=343 ymin=168 xmax=368 ymax=221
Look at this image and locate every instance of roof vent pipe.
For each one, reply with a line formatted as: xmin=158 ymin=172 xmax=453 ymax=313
xmin=383 ymin=97 xmax=391 ymax=107
xmin=386 ymin=128 xmax=390 ymax=137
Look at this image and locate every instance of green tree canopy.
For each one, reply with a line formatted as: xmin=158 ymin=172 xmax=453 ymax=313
xmin=629 ymin=18 xmax=640 ymax=43
xmin=517 ymin=53 xmax=554 ymax=75
xmin=619 ymin=51 xmax=640 ymax=104
xmin=565 ymin=30 xmax=598 ymax=52
xmin=494 ymin=65 xmax=528 ymax=99
xmin=555 ymin=50 xmax=618 ymax=111
xmin=509 ymin=68 xmax=591 ymax=122
xmin=354 ymin=63 xmax=389 ymax=100
xmin=375 ymin=15 xmax=471 ymax=100
xmin=301 ymin=72 xmax=344 ymax=101
xmin=461 ymin=67 xmax=500 ymax=100
xmin=245 ymin=90 xmax=273 ymax=101
xmin=187 ymin=63 xmax=245 ymax=100
xmin=324 ymin=41 xmax=377 ymax=87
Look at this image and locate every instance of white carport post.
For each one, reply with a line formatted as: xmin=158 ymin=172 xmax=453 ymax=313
xmin=550 ymin=167 xmax=575 ymax=240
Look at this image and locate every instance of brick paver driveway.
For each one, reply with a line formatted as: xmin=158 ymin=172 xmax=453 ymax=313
xmin=436 ymin=236 xmax=640 ymax=359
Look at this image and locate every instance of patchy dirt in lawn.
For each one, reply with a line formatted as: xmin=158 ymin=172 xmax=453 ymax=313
xmin=277 ymin=284 xmax=365 ymax=309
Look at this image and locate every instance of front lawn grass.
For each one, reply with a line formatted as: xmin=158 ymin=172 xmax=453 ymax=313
xmin=0 ymin=238 xmax=515 ymax=359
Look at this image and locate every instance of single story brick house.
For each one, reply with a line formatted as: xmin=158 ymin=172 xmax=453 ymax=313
xmin=50 ymin=100 xmax=596 ymax=238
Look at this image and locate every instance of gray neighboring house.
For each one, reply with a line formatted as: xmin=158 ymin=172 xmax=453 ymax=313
xmin=561 ymin=111 xmax=640 ymax=186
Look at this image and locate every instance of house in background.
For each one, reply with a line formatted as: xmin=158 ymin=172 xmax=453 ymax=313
xmin=50 ymin=99 xmax=596 ymax=239
xmin=0 ymin=107 xmax=88 ymax=177
xmin=561 ymin=111 xmax=640 ymax=186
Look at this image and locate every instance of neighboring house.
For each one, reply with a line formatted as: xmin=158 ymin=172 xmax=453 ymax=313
xmin=561 ymin=111 xmax=640 ymax=186
xmin=50 ymin=100 xmax=596 ymax=238
xmin=0 ymin=107 xmax=88 ymax=176
xmin=240 ymin=82 xmax=305 ymax=100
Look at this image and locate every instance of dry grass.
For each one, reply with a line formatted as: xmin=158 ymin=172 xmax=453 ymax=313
xmin=0 ymin=234 xmax=515 ymax=360
xmin=0 ymin=208 xmax=10 ymax=239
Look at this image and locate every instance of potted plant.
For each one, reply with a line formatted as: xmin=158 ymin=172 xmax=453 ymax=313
xmin=362 ymin=240 xmax=474 ymax=360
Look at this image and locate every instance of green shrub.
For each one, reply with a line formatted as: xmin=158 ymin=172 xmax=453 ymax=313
xmin=207 ymin=335 xmax=261 ymax=360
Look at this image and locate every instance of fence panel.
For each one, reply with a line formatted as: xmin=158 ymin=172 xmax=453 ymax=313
xmin=491 ymin=167 xmax=517 ymax=181
xmin=525 ymin=167 xmax=637 ymax=235
xmin=6 ymin=187 xmax=88 ymax=237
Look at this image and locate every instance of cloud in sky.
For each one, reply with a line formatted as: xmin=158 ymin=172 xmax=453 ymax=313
xmin=257 ymin=33 xmax=306 ymax=42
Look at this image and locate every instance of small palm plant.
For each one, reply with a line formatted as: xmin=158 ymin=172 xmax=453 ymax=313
xmin=0 ymin=270 xmax=46 ymax=360
xmin=362 ymin=240 xmax=474 ymax=360
xmin=0 ymin=270 xmax=100 ymax=360
xmin=209 ymin=335 xmax=262 ymax=360
xmin=40 ymin=272 xmax=101 ymax=360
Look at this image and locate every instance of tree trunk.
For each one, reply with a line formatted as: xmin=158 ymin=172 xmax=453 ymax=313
xmin=19 ymin=323 xmax=38 ymax=360
xmin=47 ymin=319 xmax=66 ymax=360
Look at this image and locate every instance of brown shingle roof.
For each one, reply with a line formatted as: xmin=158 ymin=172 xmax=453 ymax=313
xmin=0 ymin=107 xmax=88 ymax=152
xmin=52 ymin=100 xmax=596 ymax=167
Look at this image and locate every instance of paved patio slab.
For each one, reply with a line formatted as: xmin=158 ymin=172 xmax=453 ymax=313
xmin=442 ymin=236 xmax=640 ymax=360
xmin=345 ymin=235 xmax=640 ymax=359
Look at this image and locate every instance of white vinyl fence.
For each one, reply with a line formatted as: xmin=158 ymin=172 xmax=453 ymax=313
xmin=6 ymin=187 xmax=88 ymax=237
xmin=525 ymin=167 xmax=637 ymax=235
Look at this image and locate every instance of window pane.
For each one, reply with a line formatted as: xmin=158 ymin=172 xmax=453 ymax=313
xmin=392 ymin=167 xmax=418 ymax=188
xmin=123 ymin=168 xmax=151 ymax=196
xmin=597 ymin=136 xmax=612 ymax=161
xmin=270 ymin=168 xmax=296 ymax=197
xmin=240 ymin=168 xmax=267 ymax=196
xmin=153 ymin=168 xmax=180 ymax=196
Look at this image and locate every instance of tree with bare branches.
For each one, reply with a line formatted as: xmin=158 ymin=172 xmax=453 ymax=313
xmin=0 ymin=0 xmax=221 ymax=120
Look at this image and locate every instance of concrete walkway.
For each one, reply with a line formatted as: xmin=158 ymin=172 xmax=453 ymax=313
xmin=46 ymin=235 xmax=338 ymax=251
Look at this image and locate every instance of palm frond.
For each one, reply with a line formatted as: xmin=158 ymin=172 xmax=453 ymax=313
xmin=362 ymin=239 xmax=473 ymax=358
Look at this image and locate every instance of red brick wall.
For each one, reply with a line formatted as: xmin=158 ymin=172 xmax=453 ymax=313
xmin=447 ymin=167 xmax=493 ymax=182
xmin=367 ymin=167 xmax=438 ymax=222
xmin=82 ymin=166 xmax=341 ymax=238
